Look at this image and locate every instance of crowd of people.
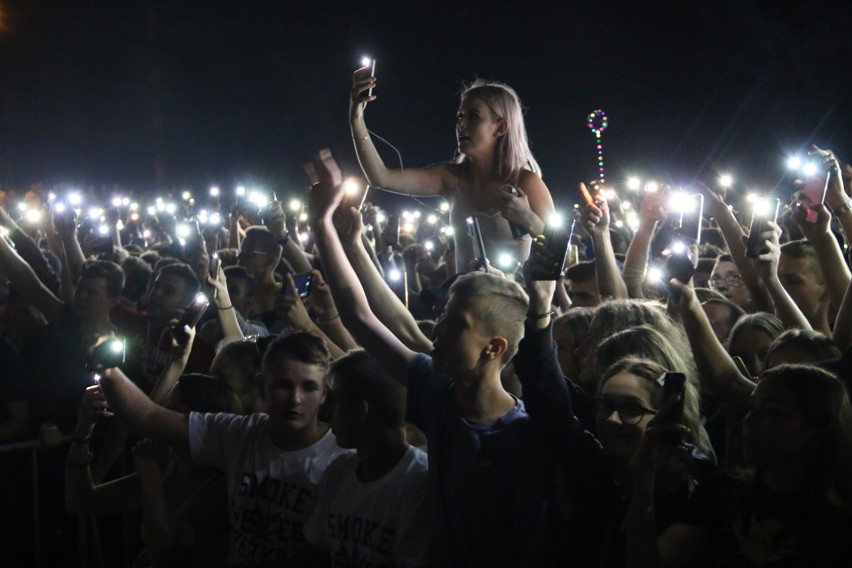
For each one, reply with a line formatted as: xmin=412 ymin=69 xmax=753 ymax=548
xmin=0 ymin=65 xmax=851 ymax=567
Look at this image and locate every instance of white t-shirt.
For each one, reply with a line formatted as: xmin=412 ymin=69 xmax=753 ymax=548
xmin=189 ymin=412 xmax=350 ymax=566
xmin=304 ymin=445 xmax=431 ymax=567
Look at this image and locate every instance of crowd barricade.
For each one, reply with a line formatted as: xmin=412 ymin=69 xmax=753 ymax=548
xmin=0 ymin=436 xmax=128 ymax=568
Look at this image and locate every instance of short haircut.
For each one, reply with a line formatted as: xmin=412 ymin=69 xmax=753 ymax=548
xmin=224 ymin=265 xmax=257 ymax=298
xmin=715 ymin=253 xmax=734 ymax=265
xmin=696 ymin=258 xmax=717 ymax=274
xmin=563 ymin=261 xmax=596 ymax=284
xmin=701 ymin=296 xmax=746 ymax=329
xmin=329 ymin=350 xmax=406 ymax=427
xmin=448 ymin=272 xmax=529 ymax=363
xmin=120 ymin=255 xmax=153 ymax=302
xmin=780 ymin=239 xmax=824 ymax=284
xmin=177 ymin=373 xmax=244 ymax=414
xmin=79 ymin=260 xmax=125 ymax=298
xmin=767 ymin=329 xmax=841 ymax=364
xmin=262 ymin=331 xmax=332 ymax=378
xmin=139 ymin=251 xmax=162 ymax=269
xmin=243 ymin=226 xmax=283 ymax=263
xmin=159 ymin=263 xmax=200 ymax=304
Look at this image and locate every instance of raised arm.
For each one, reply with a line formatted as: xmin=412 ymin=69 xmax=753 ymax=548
xmin=698 ymin=185 xmax=772 ymax=312
xmin=309 ymin=151 xmax=419 ymax=385
xmin=349 ymin=65 xmax=450 ymax=197
xmin=580 ymin=185 xmax=628 ymax=299
xmin=0 ymin=222 xmax=64 ymax=323
xmin=623 ymin=190 xmax=667 ymax=298
xmin=340 ymin=207 xmax=433 ymax=353
xmin=755 ymin=221 xmax=812 ymax=331
xmin=98 ymin=367 xmax=189 ymax=447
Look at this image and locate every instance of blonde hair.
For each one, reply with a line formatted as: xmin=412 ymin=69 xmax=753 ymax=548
xmin=449 ymin=272 xmax=529 ymax=363
xmin=454 ymin=79 xmax=541 ymax=182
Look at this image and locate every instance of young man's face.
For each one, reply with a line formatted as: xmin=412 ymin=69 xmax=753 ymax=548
xmin=566 ymin=278 xmax=600 ymax=308
xmin=226 ymin=276 xmax=253 ymax=315
xmin=710 ymin=261 xmax=751 ymax=310
xmin=262 ymin=357 xmax=327 ymax=436
xmin=146 ymin=273 xmax=189 ymax=322
xmin=431 ymin=295 xmax=495 ymax=377
xmin=777 ymin=255 xmax=826 ymax=323
xmin=74 ymin=276 xmax=114 ymax=319
xmin=238 ymin=236 xmax=274 ymax=280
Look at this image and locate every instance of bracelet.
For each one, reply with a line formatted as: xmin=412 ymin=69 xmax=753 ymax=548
xmin=217 ymin=305 xmax=233 ymax=310
xmin=528 ymin=311 xmax=556 ymax=320
xmin=834 ymin=198 xmax=852 ymax=217
xmin=316 ymin=313 xmax=340 ymax=324
xmin=71 ymin=435 xmax=91 ymax=445
xmin=65 ymin=451 xmax=94 ymax=469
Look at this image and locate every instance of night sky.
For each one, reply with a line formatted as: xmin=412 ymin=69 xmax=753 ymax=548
xmin=0 ymin=0 xmax=850 ymax=207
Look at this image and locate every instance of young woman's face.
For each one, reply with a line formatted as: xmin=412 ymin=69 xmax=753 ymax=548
xmin=596 ymin=372 xmax=659 ymax=462
xmin=729 ymin=327 xmax=774 ymax=377
xmin=742 ymin=379 xmax=812 ymax=470
xmin=456 ymin=96 xmax=503 ymax=157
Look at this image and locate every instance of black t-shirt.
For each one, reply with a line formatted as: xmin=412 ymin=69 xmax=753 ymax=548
xmin=682 ymin=472 xmax=852 ymax=566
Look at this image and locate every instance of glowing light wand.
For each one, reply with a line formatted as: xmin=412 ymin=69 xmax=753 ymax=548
xmin=586 ymin=109 xmax=609 ymax=186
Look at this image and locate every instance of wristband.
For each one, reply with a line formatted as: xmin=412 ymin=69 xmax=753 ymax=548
xmin=528 ymin=311 xmax=556 ymax=320
xmin=71 ymin=435 xmax=91 ymax=445
xmin=316 ymin=313 xmax=340 ymax=324
xmin=217 ymin=305 xmax=233 ymax=310
xmin=65 ymin=451 xmax=94 ymax=469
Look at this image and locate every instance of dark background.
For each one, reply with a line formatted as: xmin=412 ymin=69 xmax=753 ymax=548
xmin=0 ymin=0 xmax=849 ymax=206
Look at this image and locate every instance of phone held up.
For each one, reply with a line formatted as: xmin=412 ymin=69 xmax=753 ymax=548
xmin=283 ymin=273 xmax=313 ymax=299
xmin=657 ymin=372 xmax=686 ymax=445
xmin=745 ymin=198 xmax=781 ymax=259
xmin=534 ymin=215 xmax=576 ymax=281
xmin=171 ymin=293 xmax=211 ymax=346
xmin=466 ymin=215 xmax=490 ymax=272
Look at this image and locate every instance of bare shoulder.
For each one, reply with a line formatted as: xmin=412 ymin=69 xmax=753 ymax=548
xmin=518 ymin=170 xmax=554 ymax=215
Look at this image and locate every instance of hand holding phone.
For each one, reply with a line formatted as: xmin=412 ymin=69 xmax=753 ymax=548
xmin=171 ymin=293 xmax=210 ymax=345
xmin=656 ymin=372 xmax=686 ymax=445
xmin=746 ymin=198 xmax=780 ymax=258
xmin=466 ymin=216 xmax=490 ymax=272
xmin=283 ymin=273 xmax=313 ymax=299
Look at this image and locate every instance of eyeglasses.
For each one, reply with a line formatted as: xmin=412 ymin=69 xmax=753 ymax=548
xmin=237 ymin=249 xmax=268 ymax=258
xmin=593 ymin=398 xmax=658 ymax=425
xmin=709 ymin=273 xmax=744 ymax=288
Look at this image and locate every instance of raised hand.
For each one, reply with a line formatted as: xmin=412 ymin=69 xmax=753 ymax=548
xmin=350 ymin=65 xmax=377 ymax=119
xmin=276 ymin=273 xmax=314 ymax=331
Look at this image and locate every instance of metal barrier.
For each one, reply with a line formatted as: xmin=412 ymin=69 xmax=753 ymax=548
xmin=0 ymin=435 xmax=96 ymax=568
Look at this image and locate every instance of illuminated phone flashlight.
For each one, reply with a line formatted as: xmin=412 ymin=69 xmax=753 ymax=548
xmin=786 ymin=156 xmax=802 ymax=171
xmin=646 ymin=266 xmax=663 ymax=283
xmin=147 ymin=206 xmax=156 ymax=216
xmin=122 ymin=197 xmax=130 ymax=207
xmin=614 ymin=220 xmax=624 ymax=228
xmin=236 ymin=186 xmax=246 ymax=197
xmin=177 ymin=224 xmax=191 ymax=239
xmin=644 ymin=180 xmax=660 ymax=193
xmin=718 ymin=174 xmax=734 ymax=188
xmin=343 ymin=178 xmax=360 ymax=197
xmin=361 ymin=56 xmax=376 ymax=96
xmin=130 ymin=202 xmax=139 ymax=211
xmin=424 ymin=240 xmax=434 ymax=252
xmin=248 ymin=191 xmax=268 ymax=208
xmin=54 ymin=203 xmax=66 ymax=214
xmin=426 ymin=214 xmax=438 ymax=224
xmin=671 ymin=240 xmax=687 ymax=254
xmin=156 ymin=201 xmax=166 ymax=212
xmin=209 ymin=212 xmax=222 ymax=225
xmin=753 ymin=198 xmax=775 ymax=217
xmin=388 ymin=268 xmax=402 ymax=282
xmin=98 ymin=224 xmax=109 ymax=236
xmin=198 ymin=210 xmax=209 ymax=224
xmin=441 ymin=226 xmax=454 ymax=236
xmin=143 ymin=229 xmax=152 ymax=239
xmin=156 ymin=197 xmax=164 ymax=205
xmin=746 ymin=193 xmax=758 ymax=203
xmin=48 ymin=192 xmax=56 ymax=202
xmin=116 ymin=220 xmax=125 ymax=231
xmin=193 ymin=292 xmax=207 ymax=305
xmin=298 ymin=231 xmax=309 ymax=244
xmin=299 ymin=212 xmax=308 ymax=222
xmin=402 ymin=221 xmax=415 ymax=233
xmin=25 ymin=209 xmax=42 ymax=224
xmin=130 ymin=212 xmax=140 ymax=222
xmin=68 ymin=192 xmax=82 ymax=206
xmin=165 ymin=203 xmax=177 ymax=215
xmin=16 ymin=202 xmax=27 ymax=212
xmin=376 ymin=212 xmax=387 ymax=224
xmin=668 ymin=191 xmax=694 ymax=213
xmin=289 ymin=199 xmax=302 ymax=212
xmin=182 ymin=191 xmax=192 ymax=201
xmin=402 ymin=210 xmax=413 ymax=221
xmin=439 ymin=201 xmax=450 ymax=213
xmin=547 ymin=212 xmax=565 ymax=230
xmin=111 ymin=196 xmax=122 ymax=207
xmin=498 ymin=253 xmax=515 ymax=270
xmin=626 ymin=211 xmax=640 ymax=231
xmin=89 ymin=207 xmax=104 ymax=219
xmin=605 ymin=188 xmax=617 ymax=201
xmin=209 ymin=186 xmax=220 ymax=197
xmin=0 ymin=226 xmax=8 ymax=238
xmin=627 ymin=177 xmax=641 ymax=191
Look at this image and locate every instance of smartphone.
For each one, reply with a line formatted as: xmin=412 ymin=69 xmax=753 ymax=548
xmin=283 ymin=273 xmax=313 ymax=299
xmin=357 ymin=185 xmax=371 ymax=211
xmin=745 ymin=198 xmax=781 ymax=259
xmin=801 ymin=170 xmax=831 ymax=224
xmin=365 ymin=58 xmax=376 ymax=97
xmin=86 ymin=337 xmax=126 ymax=372
xmin=672 ymin=193 xmax=703 ymax=246
xmin=659 ymin=372 xmax=686 ymax=443
xmin=209 ymin=253 xmax=221 ymax=278
xmin=499 ymin=185 xmax=527 ymax=239
xmin=171 ymin=293 xmax=211 ymax=345
xmin=386 ymin=214 xmax=400 ymax=246
xmin=466 ymin=215 xmax=490 ymax=272
xmin=537 ymin=218 xmax=576 ymax=280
